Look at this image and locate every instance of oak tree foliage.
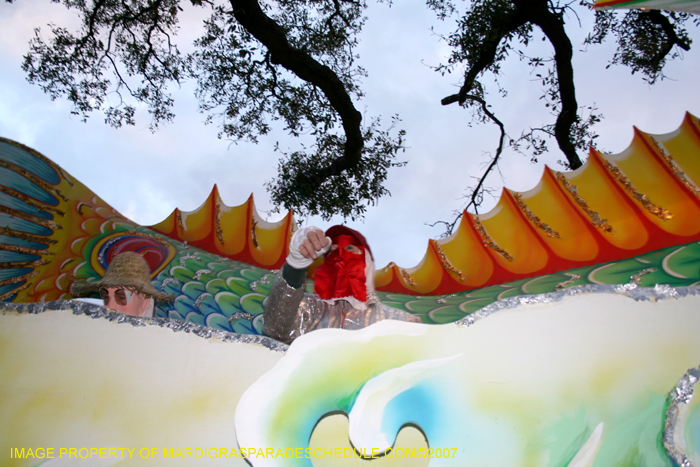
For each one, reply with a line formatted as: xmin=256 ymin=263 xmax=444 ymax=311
xmin=426 ymin=0 xmax=697 ymax=235
xmin=16 ymin=0 xmax=406 ymax=220
xmin=12 ymin=0 xmax=697 ymax=224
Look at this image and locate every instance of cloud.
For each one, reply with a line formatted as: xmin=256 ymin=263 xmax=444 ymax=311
xmin=1 ymin=1 xmax=699 ymax=271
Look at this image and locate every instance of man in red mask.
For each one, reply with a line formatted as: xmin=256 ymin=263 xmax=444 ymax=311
xmin=263 ymin=225 xmax=421 ymax=344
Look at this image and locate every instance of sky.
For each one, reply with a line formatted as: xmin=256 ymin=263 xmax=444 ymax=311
xmin=1 ymin=0 xmax=699 ymax=270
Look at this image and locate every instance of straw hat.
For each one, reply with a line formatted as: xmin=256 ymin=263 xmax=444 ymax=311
xmin=71 ymin=252 xmax=173 ymax=301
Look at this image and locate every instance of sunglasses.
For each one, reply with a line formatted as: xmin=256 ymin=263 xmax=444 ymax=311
xmin=100 ymin=288 xmax=134 ymax=307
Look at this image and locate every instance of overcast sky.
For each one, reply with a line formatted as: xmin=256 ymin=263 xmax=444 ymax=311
xmin=1 ymin=0 xmax=699 ymax=270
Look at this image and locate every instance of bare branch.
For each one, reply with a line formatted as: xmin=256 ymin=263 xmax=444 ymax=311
xmin=431 ymin=94 xmax=507 ymax=238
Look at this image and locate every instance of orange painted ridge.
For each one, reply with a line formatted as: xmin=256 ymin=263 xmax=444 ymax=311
xmin=376 ymin=112 xmax=700 ymax=295
xmin=148 ymin=187 xmax=296 ymax=270
xmin=144 ymin=113 xmax=700 ymax=296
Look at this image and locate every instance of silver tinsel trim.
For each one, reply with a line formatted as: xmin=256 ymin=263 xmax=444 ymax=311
xmin=179 ymin=252 xmax=201 ymax=266
xmin=259 ymin=275 xmax=272 ymax=285
xmin=160 ymin=278 xmax=180 ymax=289
xmin=250 ymin=275 xmax=273 ymax=291
xmin=663 ymin=366 xmax=700 ymax=467
xmin=452 ymin=283 xmax=700 ymax=465
xmin=555 ymin=273 xmax=581 ymax=290
xmin=229 ymin=312 xmax=255 ymax=322
xmin=436 ymin=293 xmax=459 ymax=304
xmin=193 ymin=268 xmax=214 ymax=280
xmin=631 ymin=268 xmax=656 ymax=285
xmin=454 ymin=283 xmax=700 ymax=327
xmin=0 ymin=300 xmax=288 ymax=353
xmin=97 ymin=236 xmax=125 ymax=265
xmin=194 ymin=293 xmax=212 ymax=309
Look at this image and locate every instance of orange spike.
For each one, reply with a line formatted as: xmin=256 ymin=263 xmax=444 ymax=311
xmin=376 ymin=113 xmax=700 ymax=295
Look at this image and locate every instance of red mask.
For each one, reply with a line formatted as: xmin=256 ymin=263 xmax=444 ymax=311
xmin=313 ymin=235 xmax=367 ymax=303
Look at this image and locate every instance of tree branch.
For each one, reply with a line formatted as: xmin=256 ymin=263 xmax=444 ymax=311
xmin=516 ymin=0 xmax=583 ymax=169
xmin=644 ymin=9 xmax=692 ymax=77
xmin=441 ymin=6 xmax=527 ymax=106
xmin=229 ymin=0 xmax=363 ymax=184
xmin=463 ymin=95 xmax=506 ymax=215
xmin=431 ymin=94 xmax=507 ymax=237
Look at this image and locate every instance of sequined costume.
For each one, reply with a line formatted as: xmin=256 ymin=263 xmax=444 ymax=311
xmin=262 ymin=271 xmax=422 ymax=344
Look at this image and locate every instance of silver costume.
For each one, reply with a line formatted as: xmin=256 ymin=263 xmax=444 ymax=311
xmin=263 ymin=272 xmax=422 ymax=344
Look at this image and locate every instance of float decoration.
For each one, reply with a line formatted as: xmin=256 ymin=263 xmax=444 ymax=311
xmin=594 ymin=0 xmax=700 ymax=14
xmin=377 ymin=113 xmax=700 ymax=295
xmin=5 ymin=283 xmax=697 ymax=466
xmin=148 ymin=188 xmax=296 ymax=270
xmin=233 ymin=284 xmax=700 ymax=466
xmin=0 ymin=137 xmax=139 ymax=302
xmin=2 ymin=113 xmax=700 ymax=335
xmin=2 ymin=113 xmax=700 ymax=466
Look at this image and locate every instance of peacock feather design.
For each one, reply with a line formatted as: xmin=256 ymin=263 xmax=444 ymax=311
xmin=2 ymin=112 xmax=700 ymax=335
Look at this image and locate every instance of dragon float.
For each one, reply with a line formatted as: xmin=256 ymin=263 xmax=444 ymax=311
xmin=1 ymin=113 xmax=700 ymax=331
xmin=1 ymin=105 xmax=700 ymax=465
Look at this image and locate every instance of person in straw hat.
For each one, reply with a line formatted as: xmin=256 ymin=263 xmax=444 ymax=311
xmin=71 ymin=252 xmax=173 ymax=318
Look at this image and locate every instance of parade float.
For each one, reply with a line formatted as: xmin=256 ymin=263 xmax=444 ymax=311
xmin=3 ymin=0 xmax=700 ymax=453
xmin=2 ymin=107 xmax=699 ymax=466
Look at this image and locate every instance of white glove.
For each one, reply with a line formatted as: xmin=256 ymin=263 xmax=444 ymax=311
xmin=286 ymin=226 xmax=332 ymax=269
